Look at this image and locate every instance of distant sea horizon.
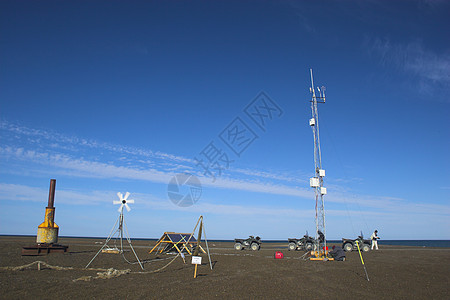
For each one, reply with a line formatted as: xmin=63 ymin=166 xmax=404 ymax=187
xmin=2 ymin=235 xmax=450 ymax=248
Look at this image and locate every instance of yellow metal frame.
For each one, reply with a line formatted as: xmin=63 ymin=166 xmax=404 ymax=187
xmin=149 ymin=232 xmax=206 ymax=256
xmin=309 ymin=250 xmax=334 ymax=261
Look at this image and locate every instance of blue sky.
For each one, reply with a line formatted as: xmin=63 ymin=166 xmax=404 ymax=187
xmin=1 ymin=0 xmax=449 ymax=240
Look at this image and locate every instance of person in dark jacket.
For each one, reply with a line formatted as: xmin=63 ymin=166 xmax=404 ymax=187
xmin=329 ymin=245 xmax=346 ymax=261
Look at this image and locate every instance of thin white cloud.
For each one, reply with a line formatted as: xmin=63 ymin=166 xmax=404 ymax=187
xmin=2 ymin=145 xmax=449 ymax=217
xmin=1 ymin=120 xmax=306 ymax=185
xmin=1 ymin=183 xmax=447 ymax=223
xmin=0 ymin=120 xmax=192 ymax=163
xmin=1 ymin=120 xmax=316 ymax=201
xmin=0 ymin=183 xmax=47 ymax=203
xmin=366 ymin=38 xmax=450 ymax=95
xmin=2 ymin=120 xmax=448 ymax=219
xmin=0 ymin=182 xmax=311 ymax=217
xmin=402 ymin=42 xmax=450 ymax=84
xmin=0 ymin=183 xmax=112 ymax=205
xmin=0 ymin=145 xmax=364 ymax=207
xmin=0 ymin=145 xmax=312 ymax=200
xmin=0 ymin=146 xmax=174 ymax=183
xmin=329 ymin=192 xmax=450 ymax=216
xmin=288 ymin=1 xmax=316 ymax=34
xmin=230 ymin=167 xmax=307 ymax=184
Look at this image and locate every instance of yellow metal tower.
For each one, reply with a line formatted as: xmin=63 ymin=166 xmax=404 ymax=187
xmin=22 ymin=179 xmax=68 ymax=255
xmin=37 ymin=179 xmax=59 ymax=244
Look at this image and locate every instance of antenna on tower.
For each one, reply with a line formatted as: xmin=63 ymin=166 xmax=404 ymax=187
xmin=308 ymin=69 xmax=331 ymax=261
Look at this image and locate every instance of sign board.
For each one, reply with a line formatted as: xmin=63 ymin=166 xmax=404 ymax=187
xmin=191 ymin=256 xmax=202 ymax=265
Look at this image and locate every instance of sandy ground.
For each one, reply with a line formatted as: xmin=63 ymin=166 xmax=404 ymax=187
xmin=0 ymin=236 xmax=449 ymax=299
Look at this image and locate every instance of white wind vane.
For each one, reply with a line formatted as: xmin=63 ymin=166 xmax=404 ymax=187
xmin=86 ymin=191 xmax=144 ymax=270
xmin=113 ymin=192 xmax=135 ymax=212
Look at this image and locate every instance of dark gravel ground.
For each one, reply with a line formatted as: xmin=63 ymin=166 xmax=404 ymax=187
xmin=0 ymin=236 xmax=449 ymax=299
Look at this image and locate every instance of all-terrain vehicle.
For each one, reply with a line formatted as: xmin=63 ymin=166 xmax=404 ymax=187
xmin=234 ymin=236 xmax=261 ymax=251
xmin=288 ymin=231 xmax=325 ymax=251
xmin=288 ymin=234 xmax=315 ymax=251
xmin=342 ymin=232 xmax=371 ymax=252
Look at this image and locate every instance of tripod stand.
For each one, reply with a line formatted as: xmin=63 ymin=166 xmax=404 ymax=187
xmin=86 ymin=205 xmax=144 ymax=270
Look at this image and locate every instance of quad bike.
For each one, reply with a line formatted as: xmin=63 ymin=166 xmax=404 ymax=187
xmin=342 ymin=232 xmax=371 ymax=252
xmin=288 ymin=234 xmax=315 ymax=251
xmin=288 ymin=231 xmax=324 ymax=251
xmin=234 ymin=236 xmax=261 ymax=251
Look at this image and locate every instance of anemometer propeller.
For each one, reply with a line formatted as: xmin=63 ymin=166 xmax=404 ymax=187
xmin=86 ymin=191 xmax=144 ymax=270
xmin=113 ymin=192 xmax=135 ymax=212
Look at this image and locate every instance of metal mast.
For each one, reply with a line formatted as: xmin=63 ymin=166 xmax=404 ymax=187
xmin=86 ymin=193 xmax=144 ymax=270
xmin=308 ymin=69 xmax=327 ymax=254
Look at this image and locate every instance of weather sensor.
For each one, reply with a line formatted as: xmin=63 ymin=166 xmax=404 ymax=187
xmin=86 ymin=192 xmax=144 ymax=270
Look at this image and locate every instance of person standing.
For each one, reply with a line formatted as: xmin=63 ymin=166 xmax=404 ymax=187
xmin=371 ymin=230 xmax=380 ymax=250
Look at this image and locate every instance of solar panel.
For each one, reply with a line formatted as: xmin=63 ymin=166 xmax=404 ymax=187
xmin=167 ymin=233 xmax=197 ymax=243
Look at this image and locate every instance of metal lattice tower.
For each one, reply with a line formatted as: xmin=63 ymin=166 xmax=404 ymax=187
xmin=308 ymin=69 xmax=327 ymax=253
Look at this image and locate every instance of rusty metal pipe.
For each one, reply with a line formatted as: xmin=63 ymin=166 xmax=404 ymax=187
xmin=47 ymin=179 xmax=56 ymax=208
xmin=37 ymin=179 xmax=59 ymax=244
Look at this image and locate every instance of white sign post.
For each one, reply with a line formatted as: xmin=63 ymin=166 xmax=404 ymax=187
xmin=192 ymin=256 xmax=202 ymax=265
xmin=192 ymin=256 xmax=202 ymax=278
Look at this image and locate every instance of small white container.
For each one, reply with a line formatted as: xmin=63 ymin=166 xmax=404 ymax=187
xmin=310 ymin=177 xmax=319 ymax=187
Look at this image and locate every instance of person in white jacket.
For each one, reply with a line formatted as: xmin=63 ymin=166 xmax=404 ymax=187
xmin=370 ymin=230 xmax=380 ymax=250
